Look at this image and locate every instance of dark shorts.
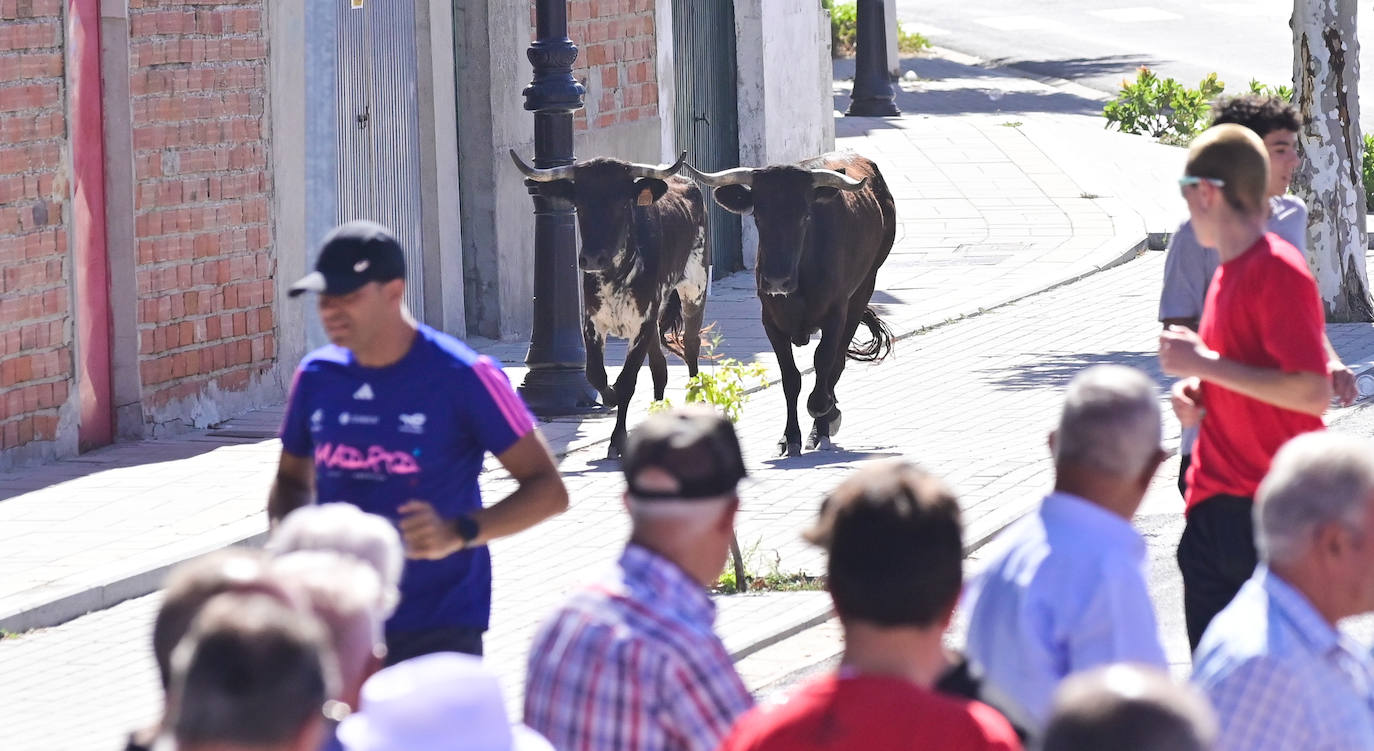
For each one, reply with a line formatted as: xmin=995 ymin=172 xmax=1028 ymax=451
xmin=1177 ymin=494 xmax=1257 ymax=653
xmin=384 ymin=626 xmax=484 ymax=666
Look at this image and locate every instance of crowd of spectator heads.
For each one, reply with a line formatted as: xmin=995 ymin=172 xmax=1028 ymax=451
xmin=133 ymin=363 xmax=1374 ymax=751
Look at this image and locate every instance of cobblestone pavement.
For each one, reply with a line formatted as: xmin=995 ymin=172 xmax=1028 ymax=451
xmin=9 ymin=251 xmax=1374 ymax=749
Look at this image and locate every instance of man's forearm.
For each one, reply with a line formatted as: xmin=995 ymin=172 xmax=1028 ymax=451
xmin=1195 ymin=355 xmax=1331 ymax=416
xmin=467 ymin=471 xmax=569 ymax=546
xmin=267 ymin=475 xmax=313 ymax=523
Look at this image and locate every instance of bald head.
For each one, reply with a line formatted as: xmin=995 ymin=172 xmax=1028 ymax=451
xmin=1043 ymin=664 xmax=1217 ymax=751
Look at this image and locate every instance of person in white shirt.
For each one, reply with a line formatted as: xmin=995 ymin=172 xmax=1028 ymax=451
xmin=963 ymin=365 xmax=1169 ymax=734
xmin=1192 ymin=432 xmax=1374 ymax=751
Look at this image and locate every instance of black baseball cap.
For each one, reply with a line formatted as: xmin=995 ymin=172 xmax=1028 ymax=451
xmin=288 ymin=220 xmax=407 ymax=298
xmin=622 ymin=405 xmax=747 ymax=500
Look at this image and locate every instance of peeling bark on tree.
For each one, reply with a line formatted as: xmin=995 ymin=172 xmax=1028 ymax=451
xmin=1291 ymin=0 xmax=1374 ymax=322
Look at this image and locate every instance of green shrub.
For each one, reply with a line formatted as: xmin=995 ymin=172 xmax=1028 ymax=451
xmin=1102 ymin=67 xmax=1224 ymax=146
xmin=1248 ymin=79 xmax=1294 ymax=102
xmin=1363 ymin=133 xmax=1374 ymax=212
xmin=826 ymin=0 xmax=928 ymax=58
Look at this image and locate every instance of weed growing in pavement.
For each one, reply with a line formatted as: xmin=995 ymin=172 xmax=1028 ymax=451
xmin=648 ymin=330 xmax=769 ymax=424
xmin=712 ymin=537 xmax=825 ymax=595
xmin=1000 ymin=121 xmax=1023 ymax=128
xmin=1248 ymin=79 xmax=1294 ymax=102
xmin=648 ymin=330 xmax=770 ymax=594
xmin=1103 ymin=67 xmax=1224 ymax=146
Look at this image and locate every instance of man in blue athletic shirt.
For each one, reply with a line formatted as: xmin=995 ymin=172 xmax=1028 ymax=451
xmin=268 ymin=220 xmax=569 ymax=664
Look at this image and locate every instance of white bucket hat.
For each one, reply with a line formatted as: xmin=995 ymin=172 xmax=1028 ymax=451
xmin=337 ymin=653 xmax=553 ymax=751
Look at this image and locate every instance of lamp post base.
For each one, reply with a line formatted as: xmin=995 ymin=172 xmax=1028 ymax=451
xmin=845 ymin=96 xmax=901 ymax=117
xmin=518 ymin=367 xmax=606 ymax=417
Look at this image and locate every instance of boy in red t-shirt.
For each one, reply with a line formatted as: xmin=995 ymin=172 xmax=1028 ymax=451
xmin=1159 ymin=124 xmax=1331 ymax=651
xmin=719 ymin=462 xmax=1021 ymax=751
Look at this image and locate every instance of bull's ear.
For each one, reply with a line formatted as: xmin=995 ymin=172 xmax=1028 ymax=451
xmin=537 ymin=180 xmax=575 ymax=202
xmin=632 ymin=178 xmax=671 ymax=204
xmin=714 ymin=185 xmax=754 ymax=215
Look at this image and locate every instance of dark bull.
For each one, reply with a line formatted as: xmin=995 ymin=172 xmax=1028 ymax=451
xmin=511 ymin=151 xmax=709 ymax=458
xmin=685 ymin=153 xmax=896 ymax=456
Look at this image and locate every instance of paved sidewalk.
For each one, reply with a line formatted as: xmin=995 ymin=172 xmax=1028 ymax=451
xmin=1 ymin=51 xmax=1187 ymax=633
xmin=0 ymin=50 xmax=1331 ymax=750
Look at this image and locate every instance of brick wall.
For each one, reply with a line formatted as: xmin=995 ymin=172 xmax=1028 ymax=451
xmin=0 ymin=0 xmax=71 ymax=454
xmin=555 ymin=0 xmax=659 ymax=132
xmin=127 ymin=0 xmax=276 ymax=424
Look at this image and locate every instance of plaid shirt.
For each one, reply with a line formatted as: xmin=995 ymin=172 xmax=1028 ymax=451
xmin=1193 ymin=566 xmax=1374 ymax=751
xmin=524 ymin=544 xmax=754 ymax=751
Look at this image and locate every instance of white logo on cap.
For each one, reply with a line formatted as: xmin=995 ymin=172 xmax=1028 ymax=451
xmin=353 ymin=383 xmax=374 ymax=400
xmin=353 ymin=259 xmax=371 ymax=273
xmin=399 ymin=413 xmax=426 ymax=434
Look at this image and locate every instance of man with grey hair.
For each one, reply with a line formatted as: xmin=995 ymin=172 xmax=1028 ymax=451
xmin=1192 ymin=431 xmax=1374 ymax=751
xmin=165 ymin=591 xmax=338 ymax=751
xmin=1043 ymin=664 xmax=1217 ymax=751
xmin=269 ymin=503 xmax=404 ymax=618
xmin=524 ymin=405 xmax=754 ymax=751
xmin=963 ymin=365 xmax=1169 ymax=734
xmin=272 ymin=551 xmax=387 ymax=751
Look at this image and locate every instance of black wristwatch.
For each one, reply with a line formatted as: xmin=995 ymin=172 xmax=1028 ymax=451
xmin=452 ymin=514 xmax=480 ymax=551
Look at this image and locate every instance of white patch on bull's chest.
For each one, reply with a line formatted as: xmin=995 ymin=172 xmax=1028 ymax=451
xmin=675 ymin=228 xmax=708 ymax=305
xmin=590 ymin=280 xmax=648 ymax=340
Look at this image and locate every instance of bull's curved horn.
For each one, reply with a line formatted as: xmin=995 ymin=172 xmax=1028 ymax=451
xmin=628 ymin=151 xmax=688 ymax=180
xmin=810 ymin=168 xmax=868 ymax=191
xmin=508 ymin=149 xmax=576 ymax=182
xmin=682 ymin=162 xmax=756 ymax=188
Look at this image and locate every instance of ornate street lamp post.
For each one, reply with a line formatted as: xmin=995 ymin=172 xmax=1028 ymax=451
xmin=846 ymin=0 xmax=900 ymax=117
xmin=517 ymin=0 xmax=601 ymax=415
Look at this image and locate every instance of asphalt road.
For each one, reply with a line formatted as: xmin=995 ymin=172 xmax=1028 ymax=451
xmin=894 ymin=0 xmax=1374 ymax=135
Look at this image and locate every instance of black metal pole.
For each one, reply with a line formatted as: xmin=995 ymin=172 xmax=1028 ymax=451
xmin=518 ymin=0 xmax=601 ymax=415
xmin=846 ymin=0 xmax=900 ymax=117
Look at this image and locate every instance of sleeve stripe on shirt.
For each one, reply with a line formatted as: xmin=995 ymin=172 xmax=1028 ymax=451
xmin=473 ymin=357 xmax=535 ymax=437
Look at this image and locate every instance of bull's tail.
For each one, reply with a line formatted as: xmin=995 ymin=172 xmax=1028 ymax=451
xmin=659 ymin=290 xmax=687 ymax=359
xmin=846 ymin=307 xmax=894 ymax=363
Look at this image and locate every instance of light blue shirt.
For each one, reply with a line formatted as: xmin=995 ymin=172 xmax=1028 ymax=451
xmin=963 ymin=491 xmax=1167 ymax=732
xmin=1193 ymin=566 xmax=1374 ymax=751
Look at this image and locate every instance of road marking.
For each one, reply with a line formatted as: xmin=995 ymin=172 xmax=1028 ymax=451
xmin=1089 ymin=7 xmax=1183 ymax=23
xmin=974 ymin=15 xmax=1069 ymax=32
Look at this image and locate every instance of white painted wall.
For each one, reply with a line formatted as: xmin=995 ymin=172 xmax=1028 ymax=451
xmin=734 ymin=1 xmax=835 ymax=269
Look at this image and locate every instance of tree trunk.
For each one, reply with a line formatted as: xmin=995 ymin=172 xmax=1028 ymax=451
xmin=1291 ymin=0 xmax=1374 ymax=322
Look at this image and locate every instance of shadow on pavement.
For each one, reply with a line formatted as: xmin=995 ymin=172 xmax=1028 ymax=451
xmin=981 ymin=350 xmax=1166 ymax=392
xmin=994 ymin=54 xmax=1162 ymax=84
xmin=760 ymin=448 xmax=904 ymax=470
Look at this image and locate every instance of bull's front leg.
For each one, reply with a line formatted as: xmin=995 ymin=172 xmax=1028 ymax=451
xmin=583 ymin=315 xmax=614 ymax=406
xmin=764 ymin=319 xmax=803 ymax=457
xmin=807 ymin=311 xmax=847 ymax=450
xmin=645 ymin=305 xmax=669 ymax=401
xmin=607 ymin=321 xmax=654 ymax=460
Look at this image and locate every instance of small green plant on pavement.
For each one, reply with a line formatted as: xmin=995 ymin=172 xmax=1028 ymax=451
xmin=712 ymin=537 xmax=825 ymax=595
xmin=1248 ymin=79 xmax=1294 ymax=102
xmin=648 ymin=330 xmax=772 ymax=594
xmin=1103 ymin=67 xmax=1224 ymax=146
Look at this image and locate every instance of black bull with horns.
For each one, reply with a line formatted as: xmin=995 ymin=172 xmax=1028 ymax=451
xmin=511 ymin=150 xmax=709 ymax=458
xmin=685 ymin=153 xmax=896 ymax=457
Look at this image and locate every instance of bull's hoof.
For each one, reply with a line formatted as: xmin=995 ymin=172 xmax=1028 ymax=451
xmin=825 ymin=408 xmax=842 ymax=437
xmin=777 ymin=437 xmax=802 ymax=457
xmin=806 ymin=425 xmax=836 ymax=451
xmin=598 ymin=387 xmax=617 ymax=407
xmin=606 ymin=440 xmax=623 ymax=460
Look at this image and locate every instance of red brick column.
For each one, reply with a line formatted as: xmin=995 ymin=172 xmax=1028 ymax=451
xmin=0 ymin=0 xmax=72 ymax=455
